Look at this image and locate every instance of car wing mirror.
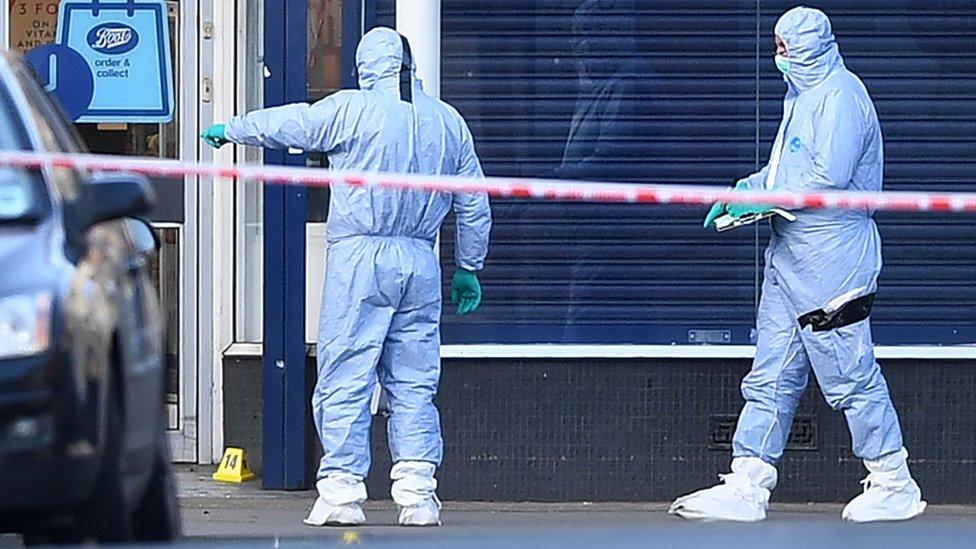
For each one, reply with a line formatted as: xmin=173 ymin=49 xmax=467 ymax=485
xmin=85 ymin=172 xmax=155 ymax=229
xmin=123 ymin=217 xmax=160 ymax=255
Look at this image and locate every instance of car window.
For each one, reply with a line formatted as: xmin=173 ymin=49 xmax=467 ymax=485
xmin=12 ymin=60 xmax=87 ymax=154
xmin=0 ymin=72 xmax=48 ymax=223
xmin=10 ymin=59 xmax=89 ymax=203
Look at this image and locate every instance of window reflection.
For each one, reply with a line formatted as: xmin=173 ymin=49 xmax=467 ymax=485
xmin=308 ymin=0 xmax=343 ymax=99
xmin=306 ymin=0 xmax=342 ymax=223
xmin=554 ymin=0 xmax=655 ymax=182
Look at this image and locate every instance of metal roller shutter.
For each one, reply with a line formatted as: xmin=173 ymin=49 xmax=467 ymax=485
xmin=377 ymin=0 xmax=976 ymax=345
xmin=796 ymin=3 xmax=976 ymax=344
xmin=439 ymin=0 xmax=763 ymax=344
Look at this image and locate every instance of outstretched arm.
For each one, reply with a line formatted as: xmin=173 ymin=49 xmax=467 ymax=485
xmin=223 ymin=93 xmax=354 ymax=152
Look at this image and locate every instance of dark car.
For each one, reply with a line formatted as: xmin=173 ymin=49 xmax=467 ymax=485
xmin=0 ymin=53 xmax=179 ymax=543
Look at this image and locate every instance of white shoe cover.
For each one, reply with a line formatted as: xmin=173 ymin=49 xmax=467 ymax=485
xmin=392 ymin=461 xmax=441 ymax=526
xmin=669 ymin=457 xmax=777 ymax=522
xmin=398 ymin=494 xmax=442 ymax=526
xmin=303 ymin=474 xmax=367 ymax=526
xmin=842 ymin=448 xmax=927 ymax=523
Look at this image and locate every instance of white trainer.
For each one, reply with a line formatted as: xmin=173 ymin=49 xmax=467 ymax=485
xmin=842 ymin=448 xmax=927 ymax=523
xmin=669 ymin=457 xmax=777 ymax=522
xmin=303 ymin=474 xmax=368 ymax=526
xmin=391 ymin=461 xmax=441 ymax=527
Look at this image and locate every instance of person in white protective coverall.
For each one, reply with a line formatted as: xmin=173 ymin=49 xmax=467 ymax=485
xmin=201 ymin=28 xmax=492 ymax=527
xmin=672 ymin=7 xmax=926 ymax=523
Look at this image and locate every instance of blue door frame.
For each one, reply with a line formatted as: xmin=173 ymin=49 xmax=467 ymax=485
xmin=262 ymin=0 xmax=370 ymax=490
xmin=262 ymin=0 xmax=308 ymax=490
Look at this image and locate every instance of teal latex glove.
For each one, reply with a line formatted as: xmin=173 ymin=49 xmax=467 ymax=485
xmin=703 ymin=202 xmax=727 ymax=229
xmin=727 ymin=202 xmax=773 ymax=218
xmin=703 ymin=180 xmax=747 ymax=229
xmin=704 ymin=180 xmax=772 ymax=229
xmin=451 ymin=268 xmax=482 ymax=316
xmin=728 ymin=179 xmax=775 ymax=218
xmin=201 ymin=123 xmax=229 ymax=149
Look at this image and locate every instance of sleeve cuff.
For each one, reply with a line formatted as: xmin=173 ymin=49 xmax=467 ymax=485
xmin=223 ymin=118 xmax=242 ymax=142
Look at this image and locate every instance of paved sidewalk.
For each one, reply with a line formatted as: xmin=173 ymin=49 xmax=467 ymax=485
xmin=177 ymin=466 xmax=976 ymax=547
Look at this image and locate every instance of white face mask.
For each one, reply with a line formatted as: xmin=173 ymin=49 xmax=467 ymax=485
xmin=774 ymin=54 xmax=791 ymax=75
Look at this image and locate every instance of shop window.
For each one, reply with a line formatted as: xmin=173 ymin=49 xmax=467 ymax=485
xmin=235 ymin=0 xmax=265 ymax=342
xmin=7 ymin=0 xmax=188 ymax=423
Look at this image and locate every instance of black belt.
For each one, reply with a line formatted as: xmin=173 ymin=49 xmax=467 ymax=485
xmin=797 ymin=293 xmax=875 ymax=332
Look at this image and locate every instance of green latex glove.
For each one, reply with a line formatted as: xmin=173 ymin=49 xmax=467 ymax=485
xmin=201 ymin=123 xmax=229 ymax=149
xmin=451 ymin=268 xmax=482 ymax=316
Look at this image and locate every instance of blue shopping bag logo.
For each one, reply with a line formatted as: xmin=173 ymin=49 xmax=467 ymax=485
xmin=25 ymin=44 xmax=95 ymax=120
xmin=87 ymin=22 xmax=141 ymax=54
xmin=31 ymin=0 xmax=175 ymax=123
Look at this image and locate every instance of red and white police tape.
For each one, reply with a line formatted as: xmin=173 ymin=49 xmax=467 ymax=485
xmin=1 ymin=149 xmax=975 ymax=213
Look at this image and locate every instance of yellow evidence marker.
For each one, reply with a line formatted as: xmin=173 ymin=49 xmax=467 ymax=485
xmin=213 ymin=447 xmax=256 ymax=483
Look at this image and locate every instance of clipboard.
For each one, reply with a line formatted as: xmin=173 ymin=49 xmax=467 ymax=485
xmin=715 ymin=208 xmax=797 ymax=232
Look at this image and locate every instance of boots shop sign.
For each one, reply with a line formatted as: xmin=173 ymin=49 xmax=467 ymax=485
xmin=24 ymin=0 xmax=174 ymax=123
